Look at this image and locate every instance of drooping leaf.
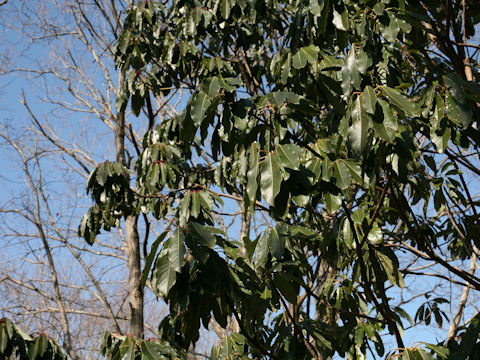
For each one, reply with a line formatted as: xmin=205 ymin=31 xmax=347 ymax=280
xmin=152 ymin=254 xmax=176 ymax=298
xmin=332 ymin=8 xmax=349 ymax=31
xmin=168 ymin=228 xmax=185 ymax=273
xmin=260 ymin=152 xmax=282 ymax=206
xmin=190 ymin=91 xmax=211 ymax=126
xmin=254 ymin=231 xmax=269 ymax=269
xmin=268 ymin=227 xmax=285 ymax=259
xmin=362 ymin=85 xmax=377 ymax=115
xmin=374 ymin=99 xmax=398 ymax=143
xmin=445 ymin=91 xmax=472 ymax=129
xmin=142 ymin=231 xmax=168 ymax=287
xmin=349 ymin=96 xmax=370 ymax=152
xmin=332 ymin=160 xmax=351 ymax=190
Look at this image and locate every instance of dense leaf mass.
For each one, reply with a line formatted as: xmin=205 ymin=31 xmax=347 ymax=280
xmin=77 ymin=0 xmax=480 ymax=358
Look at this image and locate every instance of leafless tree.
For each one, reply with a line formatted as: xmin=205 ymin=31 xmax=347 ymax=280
xmin=0 ymin=0 xmax=180 ymax=357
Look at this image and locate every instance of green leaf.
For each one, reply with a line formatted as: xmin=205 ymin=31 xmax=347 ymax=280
xmin=342 ymin=218 xmax=353 ymax=248
xmin=273 ymin=272 xmax=297 ymax=303
xmin=362 ymin=85 xmax=377 ymax=115
xmin=152 ymin=253 xmax=176 ymax=298
xmin=443 ymin=73 xmax=466 ymax=104
xmin=260 ymin=152 xmax=282 ymax=206
xmin=292 ymin=45 xmax=319 ymax=69
xmin=309 ymin=0 xmax=324 ymax=16
xmin=346 ymin=48 xmax=361 ymax=90
xmin=381 ymin=86 xmax=418 ymax=117
xmin=220 ymin=0 xmax=235 ymax=19
xmin=377 ymin=251 xmax=403 ymax=287
xmin=0 ymin=327 xmax=7 ymax=353
xmin=356 ymin=48 xmax=371 ymax=74
xmin=324 ymin=192 xmax=342 ymax=213
xmin=332 ymin=8 xmax=349 ymax=31
xmin=204 ymin=77 xmax=221 ymax=98
xmin=247 ymin=143 xmax=260 ymax=205
xmin=374 ymin=99 xmax=398 ymax=143
xmin=367 ymin=222 xmax=383 ymax=244
xmin=332 ymin=160 xmax=352 ymax=190
xmin=168 ymin=228 xmax=185 ymax=273
xmin=189 ymin=222 xmax=216 ymax=248
xmin=422 ymin=343 xmax=449 ymax=359
xmin=380 ymin=12 xmax=400 ymax=42
xmin=142 ymin=231 xmax=168 ymax=287
xmin=141 ymin=341 xmax=169 ymax=360
xmin=446 ymin=91 xmax=472 ymax=129
xmin=220 ymin=336 xmax=234 ymax=358
xmin=123 ymin=341 xmax=135 ymax=360
xmin=276 ymin=144 xmax=303 ymax=170
xmin=343 ymin=159 xmax=364 ymax=185
xmin=268 ymin=227 xmax=285 ymax=259
xmin=131 ymin=91 xmax=144 ymax=117
xmin=349 ymin=96 xmax=370 ymax=152
xmin=191 ymin=191 xmax=201 ymax=219
xmin=254 ymin=232 xmax=269 ymax=268
xmin=190 ymin=91 xmax=211 ymax=126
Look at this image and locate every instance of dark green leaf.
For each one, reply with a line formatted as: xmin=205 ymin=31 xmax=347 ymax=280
xmin=381 ymin=86 xmax=418 ymax=117
xmin=349 ymin=96 xmax=370 ymax=152
xmin=260 ymin=152 xmax=282 ymax=206
xmin=168 ymin=228 xmax=185 ymax=273
xmin=190 ymin=91 xmax=211 ymax=126
xmin=152 ymin=254 xmax=176 ymax=298
xmin=142 ymin=231 xmax=168 ymax=287
xmin=276 ymin=144 xmax=303 ymax=170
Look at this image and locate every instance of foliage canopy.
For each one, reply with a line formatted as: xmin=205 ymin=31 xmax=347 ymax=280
xmin=25 ymin=0 xmax=480 ymax=358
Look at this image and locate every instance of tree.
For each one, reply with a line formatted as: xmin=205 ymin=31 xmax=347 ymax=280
xmin=4 ymin=0 xmax=480 ymax=359
xmin=79 ymin=0 xmax=480 ymax=358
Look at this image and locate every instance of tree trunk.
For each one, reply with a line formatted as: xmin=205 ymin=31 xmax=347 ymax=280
xmin=126 ymin=215 xmax=144 ymax=338
xmin=116 ymin=67 xmax=144 ymax=338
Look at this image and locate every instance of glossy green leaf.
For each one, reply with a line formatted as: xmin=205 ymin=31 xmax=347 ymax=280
xmin=276 ymin=143 xmax=303 ymax=170
xmin=381 ymin=86 xmax=418 ymax=117
xmin=324 ymin=192 xmax=342 ymax=213
xmin=254 ymin=232 xmax=269 ymax=269
xmin=191 ymin=190 xmax=201 ymax=219
xmin=260 ymin=152 xmax=282 ymax=206
xmin=190 ymin=91 xmax=211 ymax=126
xmin=332 ymin=160 xmax=351 ymax=190
xmin=220 ymin=0 xmax=235 ymax=19
xmin=332 ymin=8 xmax=349 ymax=31
xmin=356 ymin=48 xmax=371 ymax=74
xmin=292 ymin=45 xmax=319 ymax=69
xmin=204 ymin=76 xmax=221 ymax=98
xmin=142 ymin=231 xmax=168 ymax=287
xmin=124 ymin=341 xmax=135 ymax=360
xmin=152 ymin=254 xmax=176 ymax=298
xmin=374 ymin=99 xmax=398 ymax=143
xmin=380 ymin=12 xmax=400 ymax=42
xmin=362 ymin=85 xmax=377 ymax=115
xmin=141 ymin=341 xmax=169 ymax=360
xmin=422 ymin=343 xmax=449 ymax=359
xmin=268 ymin=227 xmax=285 ymax=259
xmin=349 ymin=96 xmax=370 ymax=152
xmin=168 ymin=228 xmax=185 ymax=273
xmin=189 ymin=222 xmax=216 ymax=248
xmin=346 ymin=48 xmax=361 ymax=90
xmin=446 ymin=91 xmax=472 ymax=128
xmin=246 ymin=142 xmax=260 ymax=205
xmin=309 ymin=0 xmax=324 ymax=16
xmin=273 ymin=272 xmax=297 ymax=303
